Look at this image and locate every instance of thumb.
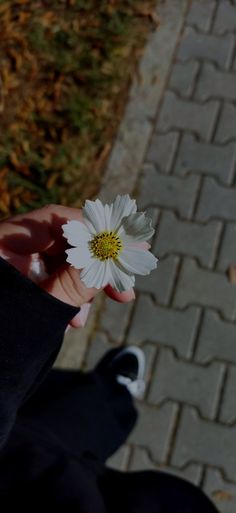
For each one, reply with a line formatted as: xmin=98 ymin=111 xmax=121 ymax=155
xmin=39 ymin=262 xmax=101 ymax=308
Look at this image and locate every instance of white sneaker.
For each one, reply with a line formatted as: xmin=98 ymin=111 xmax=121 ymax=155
xmin=111 ymin=346 xmax=146 ymax=399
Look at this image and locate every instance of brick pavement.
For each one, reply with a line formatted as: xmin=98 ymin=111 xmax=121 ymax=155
xmin=60 ymin=1 xmax=236 ymax=511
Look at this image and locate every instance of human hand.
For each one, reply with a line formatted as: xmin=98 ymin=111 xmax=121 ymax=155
xmin=0 ymin=204 xmax=135 ymax=327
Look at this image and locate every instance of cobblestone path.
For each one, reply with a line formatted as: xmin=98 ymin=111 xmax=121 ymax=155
xmin=60 ymin=2 xmax=236 ymax=511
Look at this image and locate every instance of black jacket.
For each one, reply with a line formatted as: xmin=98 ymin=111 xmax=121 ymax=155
xmin=0 ymin=256 xmax=108 ymax=510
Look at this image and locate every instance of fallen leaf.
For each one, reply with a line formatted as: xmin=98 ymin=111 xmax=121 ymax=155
xmin=0 ymin=75 xmax=4 ymax=113
xmin=212 ymin=490 xmax=233 ymax=501
xmin=0 ymin=198 xmax=9 ymax=214
xmin=46 ymin=172 xmax=59 ymax=190
xmin=135 ymin=6 xmax=160 ymax=27
xmin=228 ymin=265 xmax=236 ymax=283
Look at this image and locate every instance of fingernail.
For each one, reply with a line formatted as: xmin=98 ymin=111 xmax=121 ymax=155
xmin=130 ymin=289 xmax=136 ymax=300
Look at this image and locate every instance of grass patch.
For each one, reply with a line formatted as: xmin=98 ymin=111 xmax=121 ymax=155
xmin=0 ymin=0 xmax=157 ymax=218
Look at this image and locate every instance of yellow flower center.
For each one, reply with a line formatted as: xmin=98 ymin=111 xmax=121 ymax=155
xmin=90 ymin=231 xmax=123 ymax=261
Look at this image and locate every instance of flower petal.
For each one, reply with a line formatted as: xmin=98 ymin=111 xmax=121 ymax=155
xmin=83 ymin=199 xmax=111 ymax=234
xmin=110 ymin=195 xmax=137 ymax=232
xmin=104 ymin=203 xmax=112 ymax=231
xmin=108 ymin=259 xmax=135 ymax=293
xmin=118 ymin=212 xmax=155 ymax=242
xmin=80 ymin=258 xmax=108 ymax=289
xmin=95 ymin=260 xmax=111 ymax=288
xmin=65 ymin=246 xmax=92 ymax=269
xmin=62 ymin=220 xmax=92 ymax=247
xmin=118 ymin=246 xmax=158 ymax=275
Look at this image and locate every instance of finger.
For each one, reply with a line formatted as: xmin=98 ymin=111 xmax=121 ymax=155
xmin=0 ymin=204 xmax=83 ymax=255
xmin=104 ymin=283 xmax=135 ymax=302
xmin=40 ymin=263 xmax=101 ymax=308
xmin=69 ymin=302 xmax=92 ymax=327
xmin=4 ymin=204 xmax=83 ymax=225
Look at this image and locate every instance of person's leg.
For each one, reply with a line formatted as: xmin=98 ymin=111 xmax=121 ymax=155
xmin=18 ymin=363 xmax=137 ymax=462
xmin=99 ymin=469 xmax=219 ymax=513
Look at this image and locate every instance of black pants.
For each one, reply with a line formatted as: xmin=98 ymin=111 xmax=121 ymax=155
xmin=19 ymin=367 xmax=218 ymax=513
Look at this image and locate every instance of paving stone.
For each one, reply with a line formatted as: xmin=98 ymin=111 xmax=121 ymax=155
xmin=145 ymin=132 xmax=179 ymax=172
xmin=154 ymin=210 xmax=221 ymax=268
xmin=177 ymin=28 xmax=234 ymax=69
xmin=100 ymin=296 xmax=133 ymax=343
xmin=149 ymin=348 xmax=224 ymax=419
xmin=196 ymin=177 xmax=236 ymax=223
xmin=101 ymin=0 xmax=187 ymax=201
xmin=97 ymin=121 xmax=152 ymax=200
xmin=171 ymin=406 xmax=236 ymax=480
xmin=195 ymin=63 xmax=236 ymax=102
xmin=214 ymin=0 xmax=236 ymax=35
xmin=138 ymin=164 xmax=199 ymax=219
xmin=129 ymin=401 xmax=178 ymax=463
xmin=169 ymin=61 xmax=199 ymax=98
xmin=195 ymin=310 xmax=236 ymax=365
xmin=129 ymin=446 xmax=202 ymax=485
xmin=135 ymin=255 xmax=179 ymax=305
xmin=186 ymin=0 xmax=216 ymax=33
xmin=55 ymin=328 xmax=87 ymax=369
xmin=127 ymin=294 xmax=201 ymax=359
xmin=220 ymin=366 xmax=236 ymax=424
xmin=139 ymin=343 xmax=157 ymax=400
xmin=173 ymin=258 xmax=236 ymax=321
xmin=174 ymin=133 xmax=236 ymax=184
xmin=127 ymin=0 xmax=189 ymax=121
xmin=55 ymin=307 xmax=99 ymax=369
xmin=157 ymin=91 xmax=219 ymax=142
xmin=217 ymin=223 xmax=236 ymax=272
xmin=204 ymin=468 xmax=236 ymax=513
xmin=215 ymin=102 xmax=236 ymax=144
xmin=107 ymin=445 xmax=131 ymax=471
xmin=84 ymin=331 xmax=120 ymax=371
xmin=56 ymin=294 xmax=104 ymax=369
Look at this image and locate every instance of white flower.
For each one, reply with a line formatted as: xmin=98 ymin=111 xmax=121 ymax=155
xmin=62 ymin=195 xmax=158 ymax=292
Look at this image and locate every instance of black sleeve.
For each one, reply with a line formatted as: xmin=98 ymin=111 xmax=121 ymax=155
xmin=0 ymin=256 xmax=80 ymax=450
